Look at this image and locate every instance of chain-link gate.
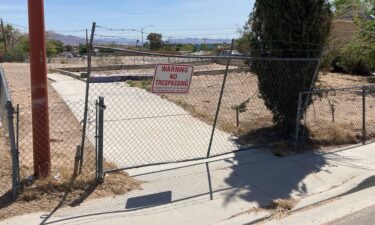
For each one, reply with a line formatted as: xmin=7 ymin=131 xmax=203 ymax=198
xmin=80 ymin=51 xmax=320 ymax=173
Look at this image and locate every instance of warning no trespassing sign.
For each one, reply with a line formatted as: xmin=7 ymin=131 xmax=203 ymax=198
xmin=151 ymin=64 xmax=194 ymax=94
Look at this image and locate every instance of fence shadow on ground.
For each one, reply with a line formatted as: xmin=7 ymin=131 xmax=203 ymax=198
xmin=235 ymin=125 xmax=290 ymax=147
xmin=35 ymin=148 xmax=328 ymax=224
xmin=223 ymin=148 xmax=326 ymax=207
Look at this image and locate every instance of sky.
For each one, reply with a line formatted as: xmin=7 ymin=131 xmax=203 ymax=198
xmin=0 ymin=0 xmax=254 ymax=40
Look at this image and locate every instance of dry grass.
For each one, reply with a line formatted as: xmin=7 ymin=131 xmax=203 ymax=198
xmin=267 ymin=198 xmax=298 ymax=219
xmin=307 ymin=122 xmax=361 ymax=145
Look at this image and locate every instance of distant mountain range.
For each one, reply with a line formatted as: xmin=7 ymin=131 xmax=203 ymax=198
xmin=47 ymin=31 xmax=230 ymax=46
xmin=47 ymin=32 xmax=87 ymax=45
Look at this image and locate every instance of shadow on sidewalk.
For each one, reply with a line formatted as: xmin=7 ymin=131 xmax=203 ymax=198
xmin=223 ymin=149 xmax=326 ymax=207
xmin=38 ymin=148 xmax=330 ymax=225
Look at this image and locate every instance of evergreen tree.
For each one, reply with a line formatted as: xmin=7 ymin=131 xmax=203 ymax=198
xmin=244 ymin=0 xmax=332 ymax=133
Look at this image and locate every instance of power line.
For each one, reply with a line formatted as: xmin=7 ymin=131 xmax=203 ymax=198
xmin=96 ymin=30 xmax=238 ymax=38
xmin=49 ymin=29 xmax=87 ymax=33
xmin=255 ymin=40 xmax=323 ymax=46
xmin=6 ymin=22 xmax=28 ymax=29
xmin=96 ymin=25 xmax=135 ymax=31
xmin=97 ymin=24 xmax=238 ymax=32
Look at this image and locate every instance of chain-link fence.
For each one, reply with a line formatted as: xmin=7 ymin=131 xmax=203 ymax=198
xmin=295 ymin=85 xmax=375 ymax=147
xmin=17 ymin=100 xmax=97 ymax=185
xmin=0 ymin=67 xmax=19 ymax=202
xmin=83 ymin=41 xmax=321 ymax=172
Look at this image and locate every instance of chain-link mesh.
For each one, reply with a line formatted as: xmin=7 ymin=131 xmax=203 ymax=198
xmin=83 ymin=50 xmax=320 ymax=170
xmin=0 ymin=67 xmax=18 ymax=208
xmin=297 ymin=86 xmax=375 ymax=147
xmin=18 ymin=100 xmax=96 ymax=186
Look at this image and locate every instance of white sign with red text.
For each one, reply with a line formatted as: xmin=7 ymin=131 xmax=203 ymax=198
xmin=152 ymin=64 xmax=194 ymax=94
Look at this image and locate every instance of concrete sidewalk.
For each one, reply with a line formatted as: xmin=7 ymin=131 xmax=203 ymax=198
xmin=2 ymin=142 xmax=375 ymax=225
xmin=48 ymin=73 xmax=238 ymax=169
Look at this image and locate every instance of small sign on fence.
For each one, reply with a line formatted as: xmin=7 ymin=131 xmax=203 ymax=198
xmin=152 ymin=64 xmax=194 ymax=94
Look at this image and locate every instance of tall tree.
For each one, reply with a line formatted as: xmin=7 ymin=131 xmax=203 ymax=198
xmin=333 ymin=0 xmax=374 ymax=19
xmin=244 ymin=0 xmax=332 ymax=133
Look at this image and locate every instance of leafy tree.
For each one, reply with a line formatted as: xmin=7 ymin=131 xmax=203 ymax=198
xmin=79 ymin=43 xmax=88 ymax=54
xmin=236 ymin=35 xmax=252 ymax=53
xmin=328 ymin=0 xmax=375 ymax=74
xmin=46 ymin=40 xmax=58 ymax=57
xmin=14 ymin=35 xmax=29 ymax=53
xmin=200 ymin=44 xmax=209 ymax=51
xmin=333 ymin=0 xmax=374 ymax=18
xmin=64 ymin=45 xmax=73 ymax=52
xmin=339 ymin=19 xmax=375 ymax=74
xmin=243 ymin=0 xmax=332 ymax=133
xmin=0 ymin=24 xmax=22 ymax=52
xmin=147 ymin=33 xmax=163 ymax=50
xmin=47 ymin=39 xmax=64 ymax=54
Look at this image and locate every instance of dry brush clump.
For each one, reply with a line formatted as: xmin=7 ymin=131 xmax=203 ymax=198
xmin=307 ymin=121 xmax=361 ymax=145
xmin=267 ymin=198 xmax=298 ymax=219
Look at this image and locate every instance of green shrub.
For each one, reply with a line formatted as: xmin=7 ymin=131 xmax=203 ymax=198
xmin=339 ymin=39 xmax=375 ymax=75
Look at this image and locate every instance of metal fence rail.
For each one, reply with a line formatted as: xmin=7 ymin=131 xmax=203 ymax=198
xmin=295 ymin=85 xmax=375 ymax=147
xmin=0 ymin=66 xmax=19 ymax=198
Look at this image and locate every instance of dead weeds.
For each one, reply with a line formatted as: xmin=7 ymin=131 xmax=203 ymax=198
xmin=307 ymin=121 xmax=361 ymax=146
xmin=267 ymin=198 xmax=298 ymax=219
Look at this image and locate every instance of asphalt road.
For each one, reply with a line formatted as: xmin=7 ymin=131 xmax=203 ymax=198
xmin=326 ymin=204 xmax=375 ymax=225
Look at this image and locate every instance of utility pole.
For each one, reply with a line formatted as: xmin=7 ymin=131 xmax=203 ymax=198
xmin=85 ymin=29 xmax=89 ymax=56
xmin=27 ymin=0 xmax=51 ymax=178
xmin=1 ymin=19 xmax=7 ymax=54
xmin=141 ymin=27 xmax=144 ymax=48
xmin=140 ymin=25 xmax=153 ymax=49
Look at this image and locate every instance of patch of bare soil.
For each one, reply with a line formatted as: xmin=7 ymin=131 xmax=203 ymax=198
xmin=121 ymin=69 xmax=375 ymax=148
xmin=0 ymin=63 xmax=142 ymax=220
xmin=163 ymin=71 xmax=274 ymax=136
xmin=302 ymin=72 xmax=375 ymax=147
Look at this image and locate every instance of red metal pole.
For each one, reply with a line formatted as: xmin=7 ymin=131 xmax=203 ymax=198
xmin=27 ymin=0 xmax=51 ymax=178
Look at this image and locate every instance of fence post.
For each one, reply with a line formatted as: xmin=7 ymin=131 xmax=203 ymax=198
xmin=16 ymin=104 xmax=20 ymax=183
xmin=206 ymin=39 xmax=235 ymax=158
xmin=362 ymin=87 xmax=366 ymax=145
xmin=294 ymin=92 xmax=303 ymax=150
xmin=6 ymin=101 xmax=19 ymax=198
xmin=96 ymin=96 xmax=105 ymax=182
xmin=79 ymin=22 xmax=96 ymax=174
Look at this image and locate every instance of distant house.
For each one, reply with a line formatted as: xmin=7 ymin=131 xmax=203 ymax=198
xmin=330 ymin=19 xmax=358 ymax=42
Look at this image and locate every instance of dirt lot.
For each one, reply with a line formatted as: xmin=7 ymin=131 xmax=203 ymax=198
xmin=304 ymin=72 xmax=375 ymax=146
xmin=48 ymin=55 xmax=375 ymax=148
xmin=118 ymin=67 xmax=375 ymax=147
xmin=92 ymin=63 xmax=238 ymax=76
xmin=0 ymin=63 xmax=142 ymax=220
